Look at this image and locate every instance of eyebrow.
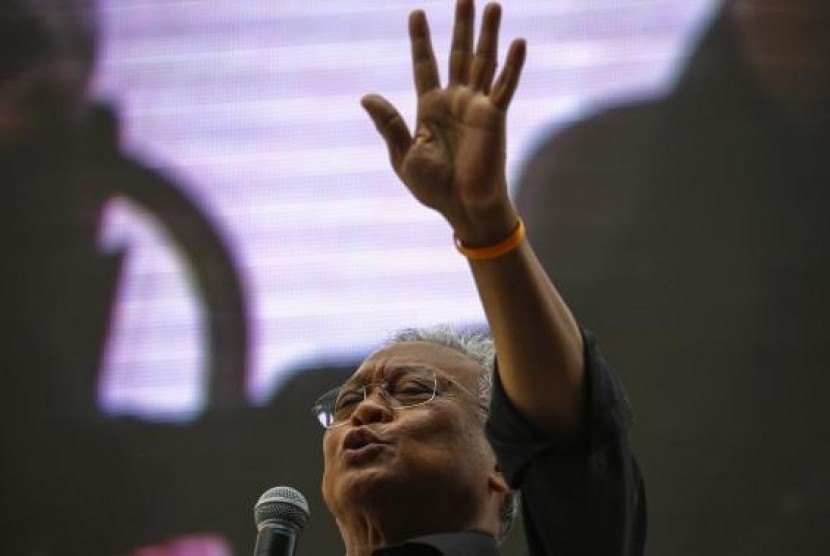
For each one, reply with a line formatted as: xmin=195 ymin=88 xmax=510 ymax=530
xmin=337 ymin=365 xmax=488 ymax=413
xmin=342 ymin=364 xmax=439 ymax=388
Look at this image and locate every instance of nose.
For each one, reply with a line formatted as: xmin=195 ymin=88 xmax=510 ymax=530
xmin=350 ymin=388 xmax=394 ymax=426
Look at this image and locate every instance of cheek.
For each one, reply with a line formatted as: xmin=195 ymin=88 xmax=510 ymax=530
xmin=401 ymin=408 xmax=487 ymax=462
xmin=322 ymin=431 xmax=339 ymax=460
xmin=398 ymin=414 xmax=496 ymax=498
xmin=320 ymin=432 xmax=342 ymax=503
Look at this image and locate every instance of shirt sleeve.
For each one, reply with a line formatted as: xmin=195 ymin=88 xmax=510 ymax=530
xmin=485 ymin=329 xmax=646 ymax=556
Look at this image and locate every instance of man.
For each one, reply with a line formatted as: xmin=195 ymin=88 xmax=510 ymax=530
xmin=313 ymin=2 xmax=646 ymax=555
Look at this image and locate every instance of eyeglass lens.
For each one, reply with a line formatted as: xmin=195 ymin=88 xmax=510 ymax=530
xmin=317 ymin=369 xmax=437 ymax=427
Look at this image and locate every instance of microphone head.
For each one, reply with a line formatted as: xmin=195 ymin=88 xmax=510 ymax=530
xmin=254 ymin=486 xmax=310 ymax=532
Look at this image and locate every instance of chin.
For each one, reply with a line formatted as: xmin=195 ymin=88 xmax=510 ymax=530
xmin=331 ymin=463 xmax=422 ymax=516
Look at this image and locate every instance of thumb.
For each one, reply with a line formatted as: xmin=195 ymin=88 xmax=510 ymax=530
xmin=361 ymin=94 xmax=412 ymax=172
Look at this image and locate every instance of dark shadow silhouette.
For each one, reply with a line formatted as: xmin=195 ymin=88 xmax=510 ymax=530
xmin=516 ymin=3 xmax=830 ymax=555
xmin=85 ymin=106 xmax=249 ymax=409
xmin=1 ymin=1 xmax=260 ymax=553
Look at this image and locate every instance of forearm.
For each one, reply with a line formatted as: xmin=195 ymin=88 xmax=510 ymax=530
xmin=359 ymin=0 xmax=576 ymax=433
xmin=466 ymin=232 xmax=585 ymax=437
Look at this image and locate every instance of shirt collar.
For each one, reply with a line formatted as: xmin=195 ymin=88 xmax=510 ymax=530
xmin=372 ymin=531 xmax=500 ymax=556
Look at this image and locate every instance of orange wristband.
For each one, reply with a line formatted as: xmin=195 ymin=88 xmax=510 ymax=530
xmin=454 ymin=218 xmax=525 ymax=260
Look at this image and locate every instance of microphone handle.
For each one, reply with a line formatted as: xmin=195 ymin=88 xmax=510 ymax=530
xmin=254 ymin=521 xmax=299 ymax=556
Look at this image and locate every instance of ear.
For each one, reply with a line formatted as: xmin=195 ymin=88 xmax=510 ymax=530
xmin=487 ymin=462 xmax=517 ymax=540
xmin=487 ymin=462 xmax=510 ymax=495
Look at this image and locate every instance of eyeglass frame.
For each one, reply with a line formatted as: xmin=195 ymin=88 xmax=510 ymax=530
xmin=311 ymin=365 xmax=489 ymax=429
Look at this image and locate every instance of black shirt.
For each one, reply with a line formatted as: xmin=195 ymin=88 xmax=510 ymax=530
xmin=375 ymin=532 xmax=500 ymax=556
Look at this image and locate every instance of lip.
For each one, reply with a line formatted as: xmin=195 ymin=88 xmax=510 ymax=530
xmin=342 ymin=442 xmax=390 ymax=465
xmin=341 ymin=428 xmax=391 ymax=464
xmin=342 ymin=427 xmax=386 ymax=451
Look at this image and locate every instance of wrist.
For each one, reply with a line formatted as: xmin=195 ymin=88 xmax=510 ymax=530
xmin=450 ymin=204 xmax=520 ymax=248
xmin=454 ymin=218 xmax=525 ymax=261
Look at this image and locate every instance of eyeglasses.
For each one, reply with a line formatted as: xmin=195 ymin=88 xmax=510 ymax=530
xmin=311 ymin=367 xmax=486 ymax=429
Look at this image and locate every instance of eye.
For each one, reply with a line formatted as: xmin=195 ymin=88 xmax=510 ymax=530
xmin=333 ymin=388 xmax=364 ymax=417
xmin=389 ymin=377 xmax=434 ymax=404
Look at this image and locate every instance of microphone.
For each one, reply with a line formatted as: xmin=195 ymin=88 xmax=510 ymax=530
xmin=253 ymin=486 xmax=310 ymax=556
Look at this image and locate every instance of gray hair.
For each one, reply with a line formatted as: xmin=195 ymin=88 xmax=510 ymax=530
xmin=385 ymin=325 xmax=521 ymax=544
xmin=388 ymin=325 xmax=496 ymax=405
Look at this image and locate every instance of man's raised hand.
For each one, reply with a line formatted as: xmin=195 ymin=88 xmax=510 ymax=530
xmin=361 ymin=0 xmax=526 ymax=247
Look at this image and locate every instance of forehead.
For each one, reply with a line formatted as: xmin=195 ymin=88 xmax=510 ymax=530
xmin=352 ymin=341 xmax=485 ymax=388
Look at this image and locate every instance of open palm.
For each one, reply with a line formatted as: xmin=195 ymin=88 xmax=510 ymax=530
xmin=362 ymin=0 xmax=525 ymax=240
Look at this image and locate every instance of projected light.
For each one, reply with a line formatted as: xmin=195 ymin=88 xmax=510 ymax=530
xmin=92 ymin=0 xmax=716 ymax=421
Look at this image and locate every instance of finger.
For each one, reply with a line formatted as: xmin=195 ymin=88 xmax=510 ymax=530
xmin=448 ymin=0 xmax=474 ymax=86
xmin=361 ymin=94 xmax=413 ymax=172
xmin=409 ymin=10 xmax=441 ymax=95
xmin=469 ymin=2 xmax=500 ymax=92
xmin=490 ymin=38 xmax=526 ymax=110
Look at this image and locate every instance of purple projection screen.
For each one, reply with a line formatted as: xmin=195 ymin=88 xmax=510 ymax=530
xmin=91 ymin=0 xmax=715 ymax=421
